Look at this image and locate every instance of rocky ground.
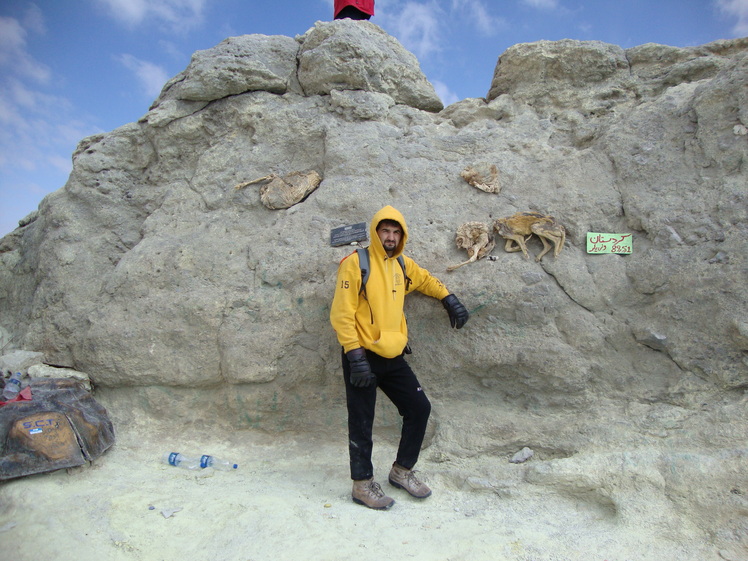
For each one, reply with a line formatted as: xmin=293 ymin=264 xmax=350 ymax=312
xmin=1 ymin=391 xmax=745 ymax=561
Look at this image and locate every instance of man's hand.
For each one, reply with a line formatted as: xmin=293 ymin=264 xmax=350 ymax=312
xmin=441 ymin=294 xmax=469 ymax=329
xmin=346 ymin=348 xmax=376 ymax=388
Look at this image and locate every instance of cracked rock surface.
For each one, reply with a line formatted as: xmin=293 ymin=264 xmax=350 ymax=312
xmin=0 ymin=22 xmax=746 ymax=557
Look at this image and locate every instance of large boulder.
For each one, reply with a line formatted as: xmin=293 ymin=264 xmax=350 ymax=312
xmin=153 ymin=34 xmax=301 ymax=103
xmin=0 ymin=24 xmax=746 ymax=554
xmin=297 ymin=20 xmax=443 ymax=112
xmin=0 ymin=25 xmax=744 ymax=411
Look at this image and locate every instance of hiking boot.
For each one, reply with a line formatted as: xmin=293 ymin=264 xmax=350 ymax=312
xmin=388 ymin=462 xmax=432 ymax=499
xmin=352 ymin=478 xmax=395 ymax=510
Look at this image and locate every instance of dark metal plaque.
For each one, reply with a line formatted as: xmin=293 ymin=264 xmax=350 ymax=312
xmin=330 ymin=222 xmax=368 ymax=247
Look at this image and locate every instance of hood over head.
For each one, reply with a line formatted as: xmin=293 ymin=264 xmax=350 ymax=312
xmin=369 ymin=206 xmax=408 ymax=259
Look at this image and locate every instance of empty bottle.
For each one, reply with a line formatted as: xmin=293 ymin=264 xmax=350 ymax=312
xmin=199 ymin=455 xmax=238 ymax=470
xmin=162 ymin=452 xmax=201 ymax=470
xmin=2 ymin=372 xmax=23 ymax=401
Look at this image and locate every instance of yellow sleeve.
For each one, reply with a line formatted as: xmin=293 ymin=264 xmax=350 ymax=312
xmin=330 ymin=253 xmax=363 ymax=353
xmin=403 ymin=256 xmax=450 ymax=300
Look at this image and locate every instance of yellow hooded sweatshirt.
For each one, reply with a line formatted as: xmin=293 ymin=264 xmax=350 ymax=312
xmin=330 ymin=206 xmax=450 ymax=359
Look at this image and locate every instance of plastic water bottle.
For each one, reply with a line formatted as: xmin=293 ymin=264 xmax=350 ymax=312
xmin=162 ymin=452 xmax=238 ymax=471
xmin=162 ymin=452 xmax=201 ymax=470
xmin=2 ymin=372 xmax=23 ymax=401
xmin=199 ymin=455 xmax=238 ymax=470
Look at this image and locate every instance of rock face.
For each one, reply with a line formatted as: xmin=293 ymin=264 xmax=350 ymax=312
xmin=0 ymin=21 xmax=746 ymax=554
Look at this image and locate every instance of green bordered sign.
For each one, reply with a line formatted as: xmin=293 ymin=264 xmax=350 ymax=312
xmin=587 ymin=233 xmax=633 ymax=254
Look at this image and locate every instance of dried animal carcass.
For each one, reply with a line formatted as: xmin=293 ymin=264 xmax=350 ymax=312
xmin=493 ymin=212 xmax=566 ymax=262
xmin=447 ymin=222 xmax=496 ymax=271
xmin=235 ymin=170 xmax=322 ymax=210
xmin=460 ymin=163 xmax=500 ymax=194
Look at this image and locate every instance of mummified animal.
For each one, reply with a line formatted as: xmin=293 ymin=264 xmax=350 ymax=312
xmin=235 ymin=170 xmax=322 ymax=209
xmin=493 ymin=212 xmax=566 ymax=262
xmin=460 ymin=163 xmax=500 ymax=194
xmin=447 ymin=222 xmax=496 ymax=271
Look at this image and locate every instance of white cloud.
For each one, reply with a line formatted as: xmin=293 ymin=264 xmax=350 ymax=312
xmin=118 ymin=54 xmax=170 ymax=99
xmin=521 ymin=0 xmax=559 ymax=9
xmin=0 ymin=11 xmax=97 ymax=182
xmin=0 ymin=16 xmax=50 ymax=83
xmin=159 ymin=39 xmax=186 ymax=62
xmin=6 ymin=78 xmax=63 ymax=114
xmin=431 ymin=79 xmax=460 ymax=106
xmin=0 ymin=77 xmax=79 ymax=159
xmin=0 ymin=8 xmax=101 ymax=236
xmin=94 ymin=0 xmax=206 ymax=32
xmin=48 ymin=154 xmax=74 ymax=176
xmin=23 ymin=3 xmax=46 ymax=34
xmin=0 ymin=13 xmax=67 ymax=176
xmin=451 ymin=0 xmax=505 ymax=35
xmin=382 ymin=2 xmax=443 ymax=59
xmin=717 ymin=0 xmax=748 ymax=35
xmin=0 ymin=17 xmax=27 ymax=64
xmin=380 ymin=1 xmax=505 ymax=60
xmin=94 ymin=0 xmax=147 ymax=25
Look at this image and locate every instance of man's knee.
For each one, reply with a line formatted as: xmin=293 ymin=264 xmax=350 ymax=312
xmin=413 ymin=393 xmax=431 ymax=420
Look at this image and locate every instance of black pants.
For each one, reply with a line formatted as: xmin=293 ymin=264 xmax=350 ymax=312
xmin=334 ymin=6 xmax=371 ymax=20
xmin=342 ymin=348 xmax=431 ymax=480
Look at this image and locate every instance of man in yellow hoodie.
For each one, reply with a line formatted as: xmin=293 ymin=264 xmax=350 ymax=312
xmin=330 ymin=206 xmax=469 ymax=509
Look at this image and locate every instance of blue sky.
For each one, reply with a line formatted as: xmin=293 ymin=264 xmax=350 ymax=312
xmin=1 ymin=0 xmax=746 ymax=237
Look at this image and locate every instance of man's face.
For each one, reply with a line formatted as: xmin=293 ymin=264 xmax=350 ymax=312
xmin=377 ymin=223 xmax=402 ymax=256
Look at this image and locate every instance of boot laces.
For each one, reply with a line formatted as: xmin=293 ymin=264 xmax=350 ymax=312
xmin=367 ymin=480 xmax=385 ymax=497
xmin=406 ymin=470 xmax=423 ymax=489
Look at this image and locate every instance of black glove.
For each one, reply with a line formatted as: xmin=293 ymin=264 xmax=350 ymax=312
xmin=441 ymin=294 xmax=469 ymax=329
xmin=346 ymin=348 xmax=376 ymax=388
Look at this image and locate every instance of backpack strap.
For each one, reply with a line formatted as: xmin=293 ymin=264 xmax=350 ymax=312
xmin=398 ymin=255 xmax=412 ymax=291
xmin=356 ymin=248 xmax=370 ymax=296
xmin=356 ymin=248 xmax=411 ymax=295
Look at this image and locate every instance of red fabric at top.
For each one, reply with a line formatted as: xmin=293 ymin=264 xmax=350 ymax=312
xmin=0 ymin=385 xmax=32 ymax=406
xmin=334 ymin=0 xmax=375 ymax=17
